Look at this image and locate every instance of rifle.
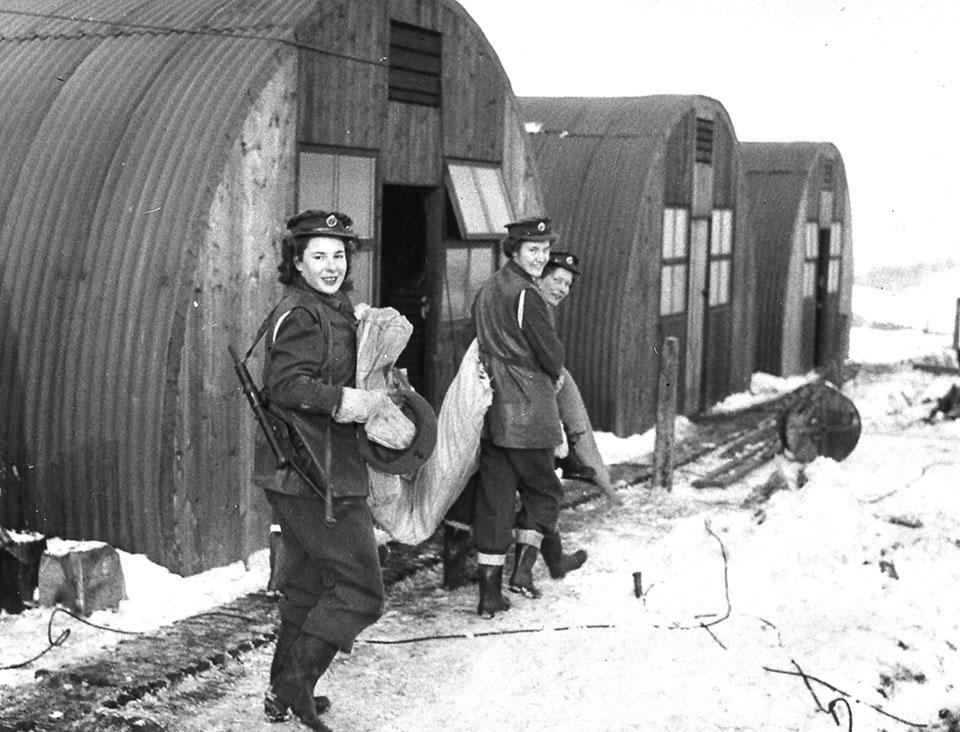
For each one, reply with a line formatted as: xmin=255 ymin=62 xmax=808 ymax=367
xmin=228 ymin=312 xmax=333 ymax=523
xmin=227 ymin=344 xmax=291 ymax=470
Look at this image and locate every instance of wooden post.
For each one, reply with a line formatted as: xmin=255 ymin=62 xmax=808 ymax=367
xmin=654 ymin=337 xmax=679 ymax=490
xmin=953 ymin=298 xmax=960 ymax=368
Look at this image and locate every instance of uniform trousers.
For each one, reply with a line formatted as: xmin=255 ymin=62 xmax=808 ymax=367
xmin=474 ymin=439 xmax=563 ymax=555
xmin=266 ymin=488 xmax=384 ymax=653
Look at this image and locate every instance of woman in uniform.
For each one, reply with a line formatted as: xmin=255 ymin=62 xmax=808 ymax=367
xmin=261 ymin=210 xmax=394 ymax=731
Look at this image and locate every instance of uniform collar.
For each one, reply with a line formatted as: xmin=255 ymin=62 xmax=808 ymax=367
xmin=290 ymin=277 xmax=353 ymax=317
xmin=505 ymin=258 xmax=536 ymax=284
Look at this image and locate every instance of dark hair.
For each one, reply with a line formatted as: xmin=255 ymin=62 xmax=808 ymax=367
xmin=277 ymin=221 xmax=357 ymax=287
xmin=500 ymin=235 xmax=522 ymax=259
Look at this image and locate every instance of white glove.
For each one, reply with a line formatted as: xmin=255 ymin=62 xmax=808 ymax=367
xmin=335 ymin=388 xmax=394 ymax=424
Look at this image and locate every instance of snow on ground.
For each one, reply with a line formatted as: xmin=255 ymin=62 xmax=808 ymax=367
xmin=3 ymin=320 xmax=960 ymax=729
xmin=854 ymin=275 xmax=958 ymax=336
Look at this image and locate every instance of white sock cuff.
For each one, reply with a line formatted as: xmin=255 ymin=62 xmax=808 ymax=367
xmin=477 ymin=552 xmax=505 ymax=566
xmin=514 ymin=529 xmax=543 ymax=548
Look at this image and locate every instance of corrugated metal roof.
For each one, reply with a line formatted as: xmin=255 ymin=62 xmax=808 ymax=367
xmin=741 ymin=141 xmax=850 ymax=374
xmin=0 ymin=0 xmax=315 ymax=556
xmin=520 ymin=95 xmax=739 ymax=432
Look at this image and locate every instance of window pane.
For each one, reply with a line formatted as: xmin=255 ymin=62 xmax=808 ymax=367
xmin=710 ymin=211 xmax=721 ymax=255
xmin=675 ymin=209 xmax=688 ymax=257
xmin=448 ymin=165 xmax=487 ymax=234
xmin=662 ymin=209 xmax=675 ymax=259
xmin=469 ymin=246 xmax=495 ymax=300
xmin=660 ymin=265 xmax=672 ymax=315
xmin=474 ymin=167 xmax=513 ymax=233
xmin=298 ymin=151 xmax=375 ymax=239
xmin=442 ymin=248 xmax=470 ymax=320
xmin=336 ymin=156 xmax=375 ymax=239
xmin=714 ymin=210 xmax=732 ymax=255
xmin=448 ymin=163 xmax=513 ymax=238
xmin=805 ymin=223 xmax=818 ymax=259
xmin=829 ymin=260 xmax=840 ymax=292
xmin=673 ymin=264 xmax=687 ymax=313
xmin=441 ymin=245 xmax=495 ymax=320
xmin=298 ymin=152 xmax=336 ymax=213
xmin=830 ymin=223 xmax=843 ymax=257
xmin=718 ymin=261 xmax=730 ymax=304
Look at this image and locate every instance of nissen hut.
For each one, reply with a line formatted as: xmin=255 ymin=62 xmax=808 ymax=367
xmin=0 ymin=0 xmax=544 ymax=574
xmin=521 ymin=96 xmax=756 ymax=436
xmin=741 ymin=143 xmax=853 ymax=377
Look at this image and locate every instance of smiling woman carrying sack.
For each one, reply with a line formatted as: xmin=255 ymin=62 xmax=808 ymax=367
xmin=259 ymin=210 xmax=393 ymax=732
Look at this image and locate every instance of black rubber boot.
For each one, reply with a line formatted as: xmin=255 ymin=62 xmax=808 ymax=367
xmin=271 ymin=632 xmax=338 ymax=731
xmin=442 ymin=524 xmax=475 ymax=590
xmin=508 ymin=543 xmax=542 ymax=598
xmin=540 ymin=532 xmax=587 ymax=579
xmin=264 ymin=623 xmax=332 ymax=723
xmin=477 ymin=564 xmax=511 ymax=619
xmin=555 ymin=453 xmax=597 ymax=482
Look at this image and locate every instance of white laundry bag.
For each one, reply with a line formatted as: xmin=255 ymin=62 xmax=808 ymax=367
xmin=355 ymin=306 xmax=491 ymax=544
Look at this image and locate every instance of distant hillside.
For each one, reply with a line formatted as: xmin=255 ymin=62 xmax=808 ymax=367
xmin=856 ymin=259 xmax=957 ymax=291
xmin=853 ymin=260 xmax=958 ymax=335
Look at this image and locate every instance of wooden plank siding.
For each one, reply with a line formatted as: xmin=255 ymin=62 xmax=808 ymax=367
xmin=298 ymin=0 xmax=386 ymax=150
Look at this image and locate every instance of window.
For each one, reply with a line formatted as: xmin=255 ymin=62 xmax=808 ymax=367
xmin=297 ymin=150 xmax=375 ymax=238
xmin=446 ymin=163 xmax=513 ymax=239
xmin=803 ymin=222 xmax=818 ymax=299
xmin=660 ymin=208 xmax=688 ymax=316
xmin=440 ymin=246 xmax=496 ymax=321
xmin=297 ymin=149 xmax=377 ymax=301
xmin=828 ymin=222 xmax=843 ymax=293
xmin=389 ymin=21 xmax=442 ymax=107
xmin=708 ymin=209 xmax=733 ymax=306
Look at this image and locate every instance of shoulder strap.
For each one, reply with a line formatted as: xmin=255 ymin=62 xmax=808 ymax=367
xmin=244 ymin=295 xmax=334 ymax=362
xmin=243 ymin=305 xmax=279 ymax=362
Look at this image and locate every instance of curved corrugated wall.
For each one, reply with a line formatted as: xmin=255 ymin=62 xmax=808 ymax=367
xmin=0 ymin=0 xmax=314 ymax=560
xmin=742 ymin=142 xmax=851 ymax=375
xmin=521 ymin=95 xmax=741 ymax=433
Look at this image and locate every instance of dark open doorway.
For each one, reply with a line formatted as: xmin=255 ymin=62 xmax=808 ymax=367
xmin=380 ymin=185 xmax=433 ymax=395
xmin=814 ymin=227 xmax=831 ymax=367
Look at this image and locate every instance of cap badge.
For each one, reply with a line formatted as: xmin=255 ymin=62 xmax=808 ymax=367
xmin=565 ymin=256 xmax=573 ymax=265
xmin=537 ymin=222 xmax=546 ymax=233
xmin=326 ymin=214 xmax=338 ymax=227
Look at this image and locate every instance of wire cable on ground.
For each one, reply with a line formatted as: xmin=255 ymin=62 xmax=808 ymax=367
xmin=0 ymin=607 xmax=139 ymax=671
xmin=763 ymin=661 xmax=928 ymax=728
xmin=358 ymin=623 xmax=617 ymax=645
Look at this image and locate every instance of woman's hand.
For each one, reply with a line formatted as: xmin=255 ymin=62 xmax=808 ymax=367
xmin=335 ymin=388 xmax=395 ymax=423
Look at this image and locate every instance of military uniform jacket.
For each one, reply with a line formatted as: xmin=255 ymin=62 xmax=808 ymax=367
xmin=473 ymin=259 xmax=564 ymax=449
xmin=262 ymin=279 xmax=369 ymax=498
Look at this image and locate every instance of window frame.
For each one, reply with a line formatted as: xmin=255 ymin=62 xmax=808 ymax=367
xmin=660 ymin=207 xmax=689 ymax=316
xmin=445 ymin=162 xmax=514 ymax=241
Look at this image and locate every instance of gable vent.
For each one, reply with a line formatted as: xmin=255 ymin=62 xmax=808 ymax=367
xmin=389 ymin=21 xmax=442 ymax=107
xmin=822 ymin=160 xmax=835 ymax=190
xmin=695 ymin=117 xmax=714 ymax=165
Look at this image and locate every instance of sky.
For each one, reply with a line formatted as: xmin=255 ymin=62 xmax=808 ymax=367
xmin=456 ymin=0 xmax=960 ymax=274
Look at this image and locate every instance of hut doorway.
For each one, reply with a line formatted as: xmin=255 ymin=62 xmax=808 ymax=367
xmin=379 ymin=184 xmax=440 ymax=400
xmin=813 ymin=226 xmax=832 ymax=367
